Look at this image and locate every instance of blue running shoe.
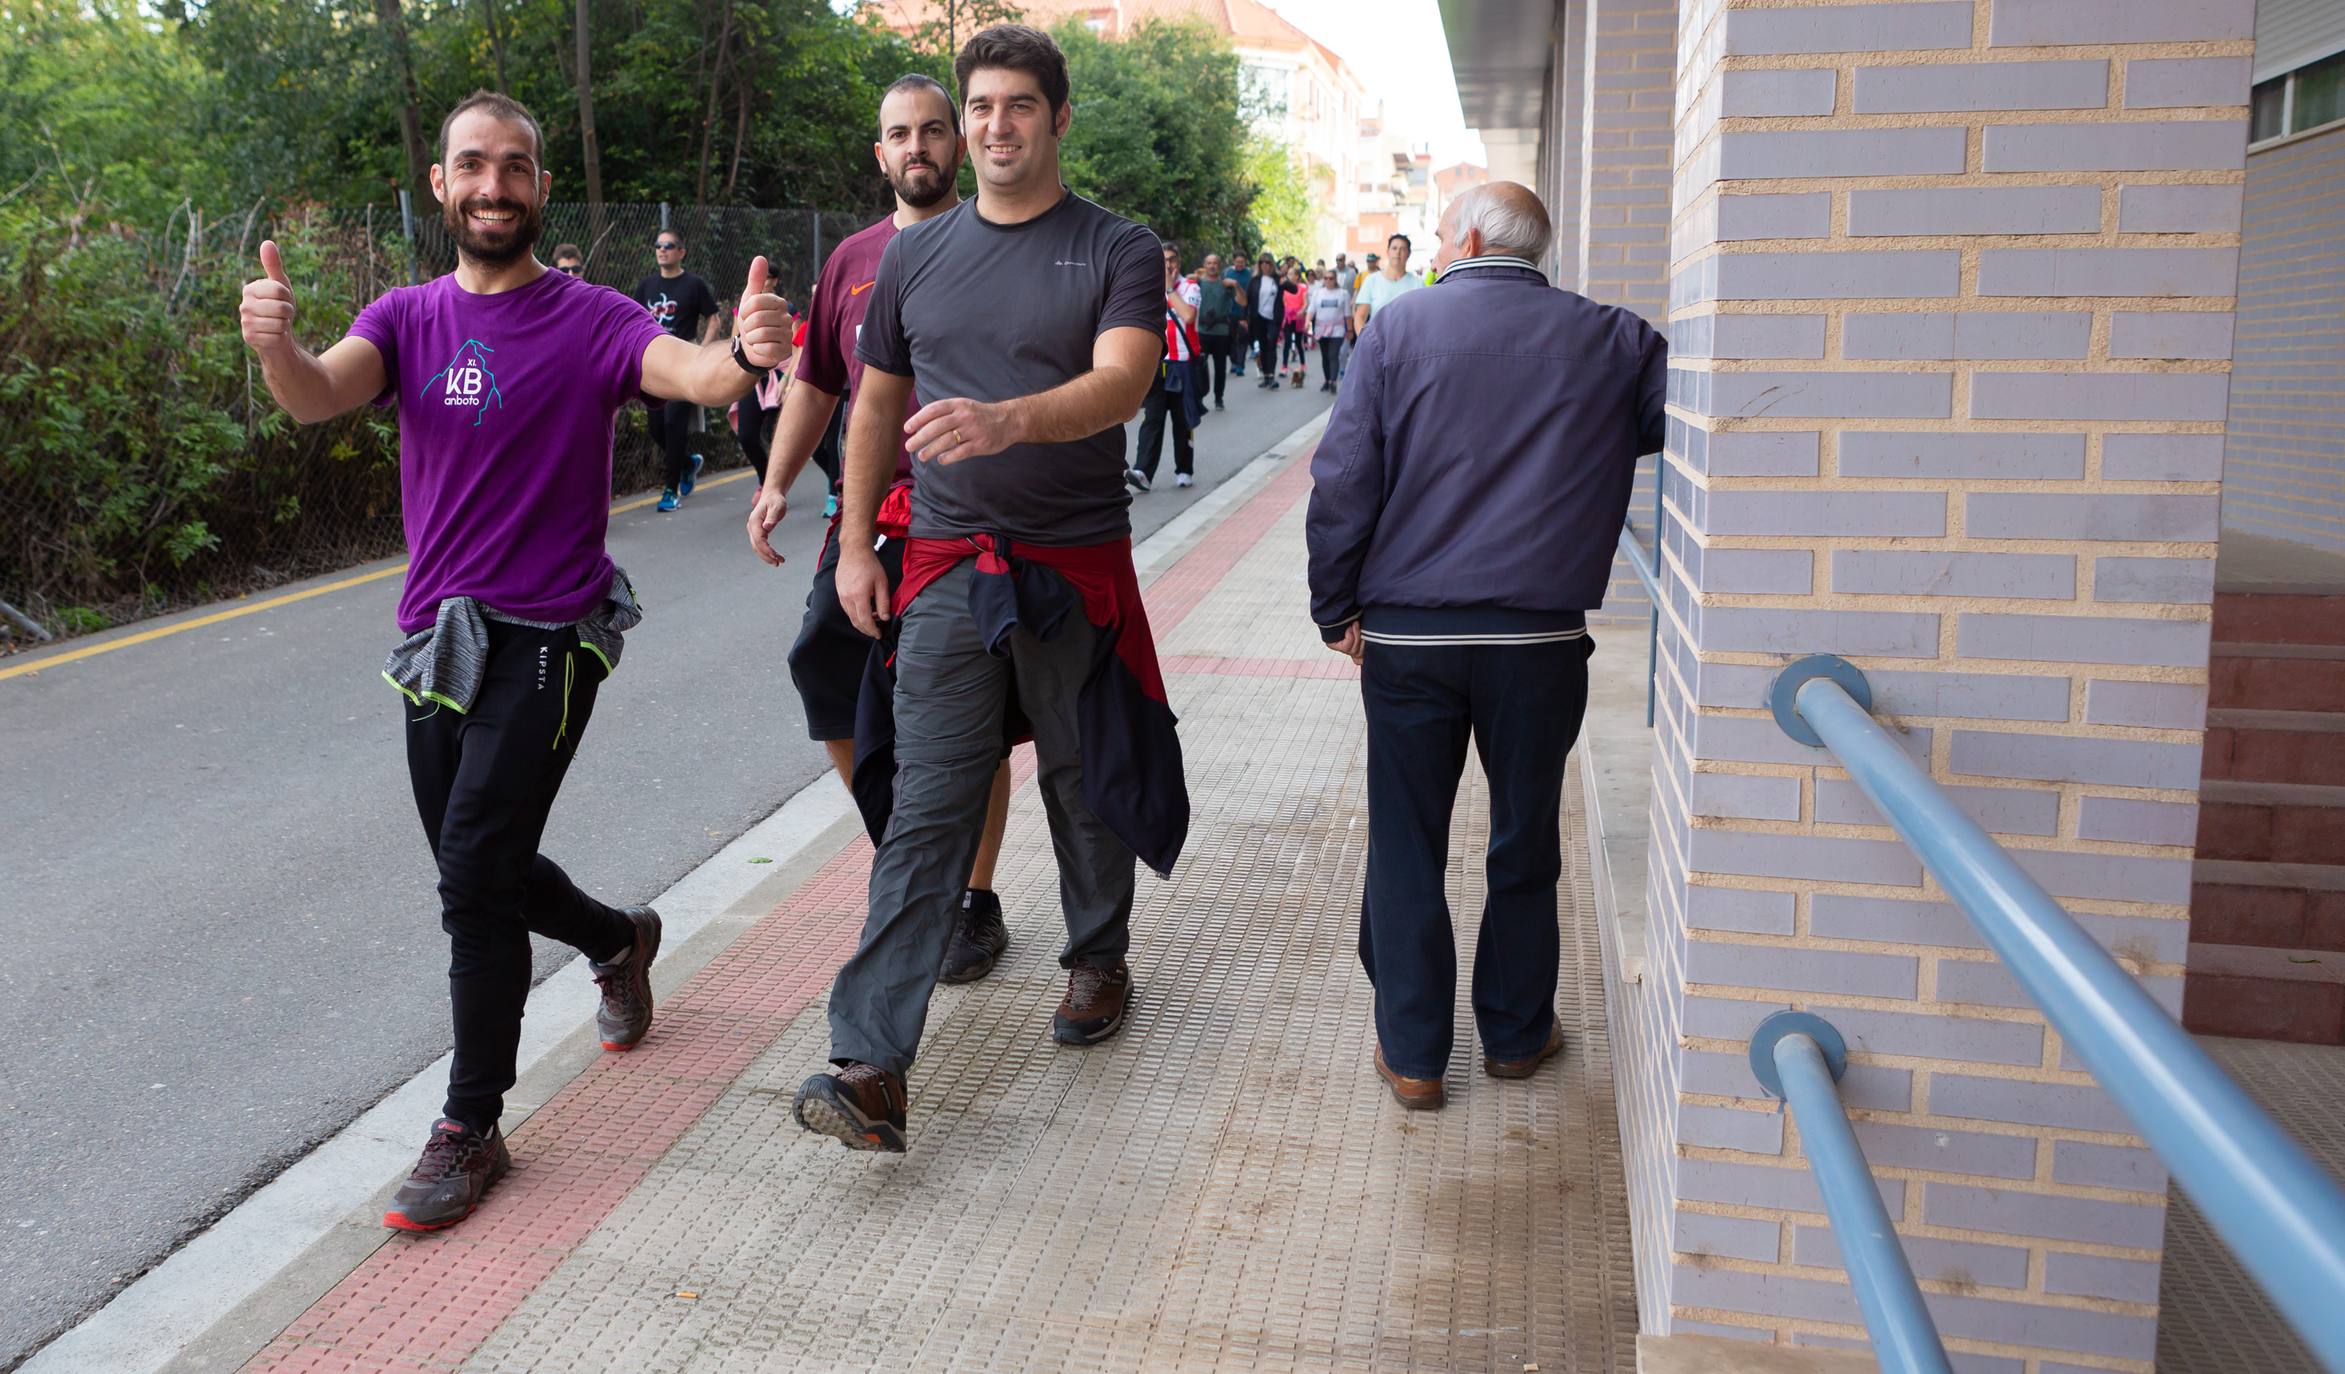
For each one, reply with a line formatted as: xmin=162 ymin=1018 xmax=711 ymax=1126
xmin=680 ymin=452 xmax=705 ymax=498
xmin=657 ymin=487 xmax=680 ymax=512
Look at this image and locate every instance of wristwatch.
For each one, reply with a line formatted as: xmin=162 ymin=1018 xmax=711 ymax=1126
xmin=730 ymin=336 xmax=765 ymax=375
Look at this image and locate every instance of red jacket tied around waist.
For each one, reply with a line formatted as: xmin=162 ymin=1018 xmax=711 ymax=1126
xmin=848 ymin=533 xmax=1190 ymax=878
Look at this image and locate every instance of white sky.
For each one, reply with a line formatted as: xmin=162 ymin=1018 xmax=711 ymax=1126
xmin=1259 ymin=0 xmax=1487 ymax=169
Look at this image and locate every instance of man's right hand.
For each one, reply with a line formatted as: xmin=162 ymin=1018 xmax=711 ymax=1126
xmin=240 ymin=240 xmax=297 ymax=357
xmin=747 ymin=487 xmax=788 ymax=567
xmin=835 ymin=543 xmax=892 ymax=638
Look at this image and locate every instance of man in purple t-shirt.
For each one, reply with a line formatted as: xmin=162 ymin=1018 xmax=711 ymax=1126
xmin=744 ymin=74 xmax=1021 ymax=986
xmin=237 ymin=90 xmax=791 ymax=1232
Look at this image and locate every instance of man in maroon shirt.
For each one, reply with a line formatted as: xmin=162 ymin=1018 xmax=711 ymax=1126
xmin=745 ymin=75 xmax=1017 ymax=983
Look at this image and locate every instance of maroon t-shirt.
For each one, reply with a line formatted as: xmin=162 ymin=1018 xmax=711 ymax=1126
xmin=795 ymin=214 xmax=914 ymax=479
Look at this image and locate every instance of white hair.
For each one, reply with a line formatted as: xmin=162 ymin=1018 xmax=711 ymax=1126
xmin=1450 ymin=183 xmax=1552 ymax=264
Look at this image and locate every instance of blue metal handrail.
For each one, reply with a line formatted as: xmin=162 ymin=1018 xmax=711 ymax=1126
xmin=1766 ymin=655 xmax=2345 ymax=1371
xmin=1616 ymin=521 xmax=1661 ymax=600
xmin=1616 ymin=521 xmax=1661 ymax=729
xmin=1750 ymin=1013 xmax=1952 ymax=1374
xmin=1618 ymin=463 xmax=1663 ymax=726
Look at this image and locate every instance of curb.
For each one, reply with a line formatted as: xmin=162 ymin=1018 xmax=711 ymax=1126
xmin=24 ymin=407 xmax=1332 ymax=1374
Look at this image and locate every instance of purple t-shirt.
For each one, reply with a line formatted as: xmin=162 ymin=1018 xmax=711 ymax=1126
xmin=349 ymin=269 xmax=666 ymax=633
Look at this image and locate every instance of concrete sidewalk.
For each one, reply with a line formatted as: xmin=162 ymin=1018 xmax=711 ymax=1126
xmin=177 ymin=444 xmax=1638 ymax=1374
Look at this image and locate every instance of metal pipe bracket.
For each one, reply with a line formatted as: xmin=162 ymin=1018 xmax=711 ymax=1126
xmin=1769 ymin=654 xmax=1873 ymax=747
xmin=1750 ymin=1010 xmax=1850 ymax=1098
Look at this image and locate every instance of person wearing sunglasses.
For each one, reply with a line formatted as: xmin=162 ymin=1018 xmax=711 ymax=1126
xmin=552 ymin=243 xmax=584 ymax=277
xmin=632 ymin=231 xmax=721 ymax=510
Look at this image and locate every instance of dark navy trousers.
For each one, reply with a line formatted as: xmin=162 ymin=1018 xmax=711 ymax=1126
xmin=1358 ymin=635 xmax=1594 ymax=1079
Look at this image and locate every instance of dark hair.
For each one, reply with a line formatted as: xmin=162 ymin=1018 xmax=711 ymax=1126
xmin=552 ymin=242 xmax=582 ymax=262
xmin=955 ymin=24 xmax=1071 ymax=116
xmin=880 ymin=73 xmax=959 ymax=137
xmin=438 ymin=90 xmax=543 ymax=164
xmin=658 ymin=229 xmax=685 ymax=247
xmin=1387 ymin=233 xmax=1411 ymax=252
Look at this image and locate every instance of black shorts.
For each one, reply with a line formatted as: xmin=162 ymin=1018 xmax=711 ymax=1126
xmin=788 ymin=528 xmax=906 ymax=741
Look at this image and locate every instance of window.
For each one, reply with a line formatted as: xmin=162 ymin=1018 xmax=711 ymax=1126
xmin=2252 ymin=78 xmax=2286 ymax=141
xmin=2252 ymin=48 xmax=2345 ymax=145
xmin=2296 ymin=50 xmax=2344 ymax=130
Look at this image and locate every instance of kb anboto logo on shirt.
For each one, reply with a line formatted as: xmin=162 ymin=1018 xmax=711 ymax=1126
xmin=422 ymin=339 xmax=504 ymax=427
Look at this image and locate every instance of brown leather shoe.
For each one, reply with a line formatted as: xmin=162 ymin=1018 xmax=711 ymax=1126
xmin=1374 ymin=1045 xmax=1446 ymax=1110
xmin=1053 ymin=960 xmax=1132 ymax=1045
xmin=793 ymin=1062 xmax=908 ymax=1152
xmin=1484 ymin=1020 xmax=1565 ymax=1079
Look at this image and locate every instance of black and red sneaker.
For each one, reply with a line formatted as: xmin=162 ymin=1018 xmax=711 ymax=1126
xmin=792 ymin=1062 xmax=909 ymax=1152
xmin=590 ymin=906 xmax=661 ymax=1051
xmin=383 ymin=1118 xmax=510 ymax=1232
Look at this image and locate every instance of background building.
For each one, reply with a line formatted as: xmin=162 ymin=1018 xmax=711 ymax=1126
xmin=878 ymin=0 xmax=1371 ymax=260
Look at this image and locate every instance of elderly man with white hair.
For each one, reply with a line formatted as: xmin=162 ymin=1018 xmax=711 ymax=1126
xmin=1305 ymin=181 xmax=1666 ymax=1111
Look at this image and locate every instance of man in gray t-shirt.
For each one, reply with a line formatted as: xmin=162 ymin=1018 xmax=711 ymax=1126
xmin=854 ymin=190 xmax=1163 ymax=545
xmin=794 ymin=25 xmax=1173 ymax=1156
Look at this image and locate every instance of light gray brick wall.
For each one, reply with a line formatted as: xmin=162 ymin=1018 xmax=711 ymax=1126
xmin=1634 ymin=0 xmax=2252 ymax=1358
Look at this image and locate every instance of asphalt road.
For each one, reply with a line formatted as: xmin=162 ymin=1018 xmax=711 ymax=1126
xmin=0 ymin=377 xmax=1332 ymax=1370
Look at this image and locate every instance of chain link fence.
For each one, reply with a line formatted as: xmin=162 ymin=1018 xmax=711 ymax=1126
xmin=0 ymin=200 xmax=866 ymax=650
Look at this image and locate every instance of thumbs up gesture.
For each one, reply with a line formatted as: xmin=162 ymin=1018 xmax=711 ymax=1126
xmin=734 ymin=255 xmax=789 ymax=369
xmin=240 ymin=240 xmax=298 ymax=357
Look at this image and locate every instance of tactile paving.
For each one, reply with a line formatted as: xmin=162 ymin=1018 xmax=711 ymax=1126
xmin=2155 ymin=1034 xmax=2345 ymax=1373
xmin=246 ymin=448 xmax=1639 ymax=1373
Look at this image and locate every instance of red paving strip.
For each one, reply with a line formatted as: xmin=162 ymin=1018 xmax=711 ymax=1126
xmin=1138 ymin=447 xmax=1315 ymax=635
xmin=245 ymin=854 xmax=874 ymax=1373
xmin=1161 ymin=654 xmax=1358 ymax=680
xmin=239 ymin=440 xmax=1322 ymax=1373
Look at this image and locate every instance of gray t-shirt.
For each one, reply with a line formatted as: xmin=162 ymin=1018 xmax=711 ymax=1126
xmin=856 ymin=191 xmax=1165 ymax=545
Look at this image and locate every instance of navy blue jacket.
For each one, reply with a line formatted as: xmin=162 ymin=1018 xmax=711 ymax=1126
xmin=1306 ymin=256 xmax=1666 ymax=642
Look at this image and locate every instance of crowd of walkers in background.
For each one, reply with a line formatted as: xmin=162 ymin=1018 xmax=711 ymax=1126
xmin=1120 ymin=230 xmax=1430 ymax=494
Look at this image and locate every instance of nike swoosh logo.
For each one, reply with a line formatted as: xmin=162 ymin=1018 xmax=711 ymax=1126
xmin=849 ymin=280 xmax=877 ymax=296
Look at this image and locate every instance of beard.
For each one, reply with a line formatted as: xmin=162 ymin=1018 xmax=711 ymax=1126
xmin=445 ymin=194 xmax=544 ymax=266
xmin=887 ymin=158 xmax=952 ymax=210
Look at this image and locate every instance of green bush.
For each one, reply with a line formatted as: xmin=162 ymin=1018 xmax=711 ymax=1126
xmin=0 ymin=197 xmax=403 ymax=630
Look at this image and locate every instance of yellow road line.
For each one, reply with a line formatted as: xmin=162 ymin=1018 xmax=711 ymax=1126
xmin=1 ymin=468 xmax=758 ymax=682
xmin=610 ymin=466 xmax=750 ymax=515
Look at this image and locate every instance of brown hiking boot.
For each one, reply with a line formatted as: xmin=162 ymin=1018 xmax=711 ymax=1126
xmin=1052 ymin=960 xmax=1132 ymax=1045
xmin=589 ymin=906 xmax=661 ymax=1051
xmin=1485 ymin=1020 xmax=1565 ymax=1079
xmin=1375 ymin=1046 xmax=1447 ymax=1110
xmin=793 ymin=1062 xmax=909 ymax=1152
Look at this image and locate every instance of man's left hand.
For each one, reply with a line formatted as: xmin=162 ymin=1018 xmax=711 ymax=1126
xmin=1326 ymin=623 xmax=1364 ymax=666
xmin=735 ymin=256 xmax=791 ymax=368
xmin=905 ymin=397 xmax=1018 ymax=465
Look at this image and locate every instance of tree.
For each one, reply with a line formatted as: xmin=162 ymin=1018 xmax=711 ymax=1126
xmin=575 ymin=0 xmax=604 ymax=262
xmin=375 ymin=0 xmax=433 ymax=204
xmin=1240 ymin=134 xmax=1314 ymax=261
xmin=479 ymin=0 xmax=511 ymax=91
xmin=1051 ymin=18 xmax=1253 ymax=251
